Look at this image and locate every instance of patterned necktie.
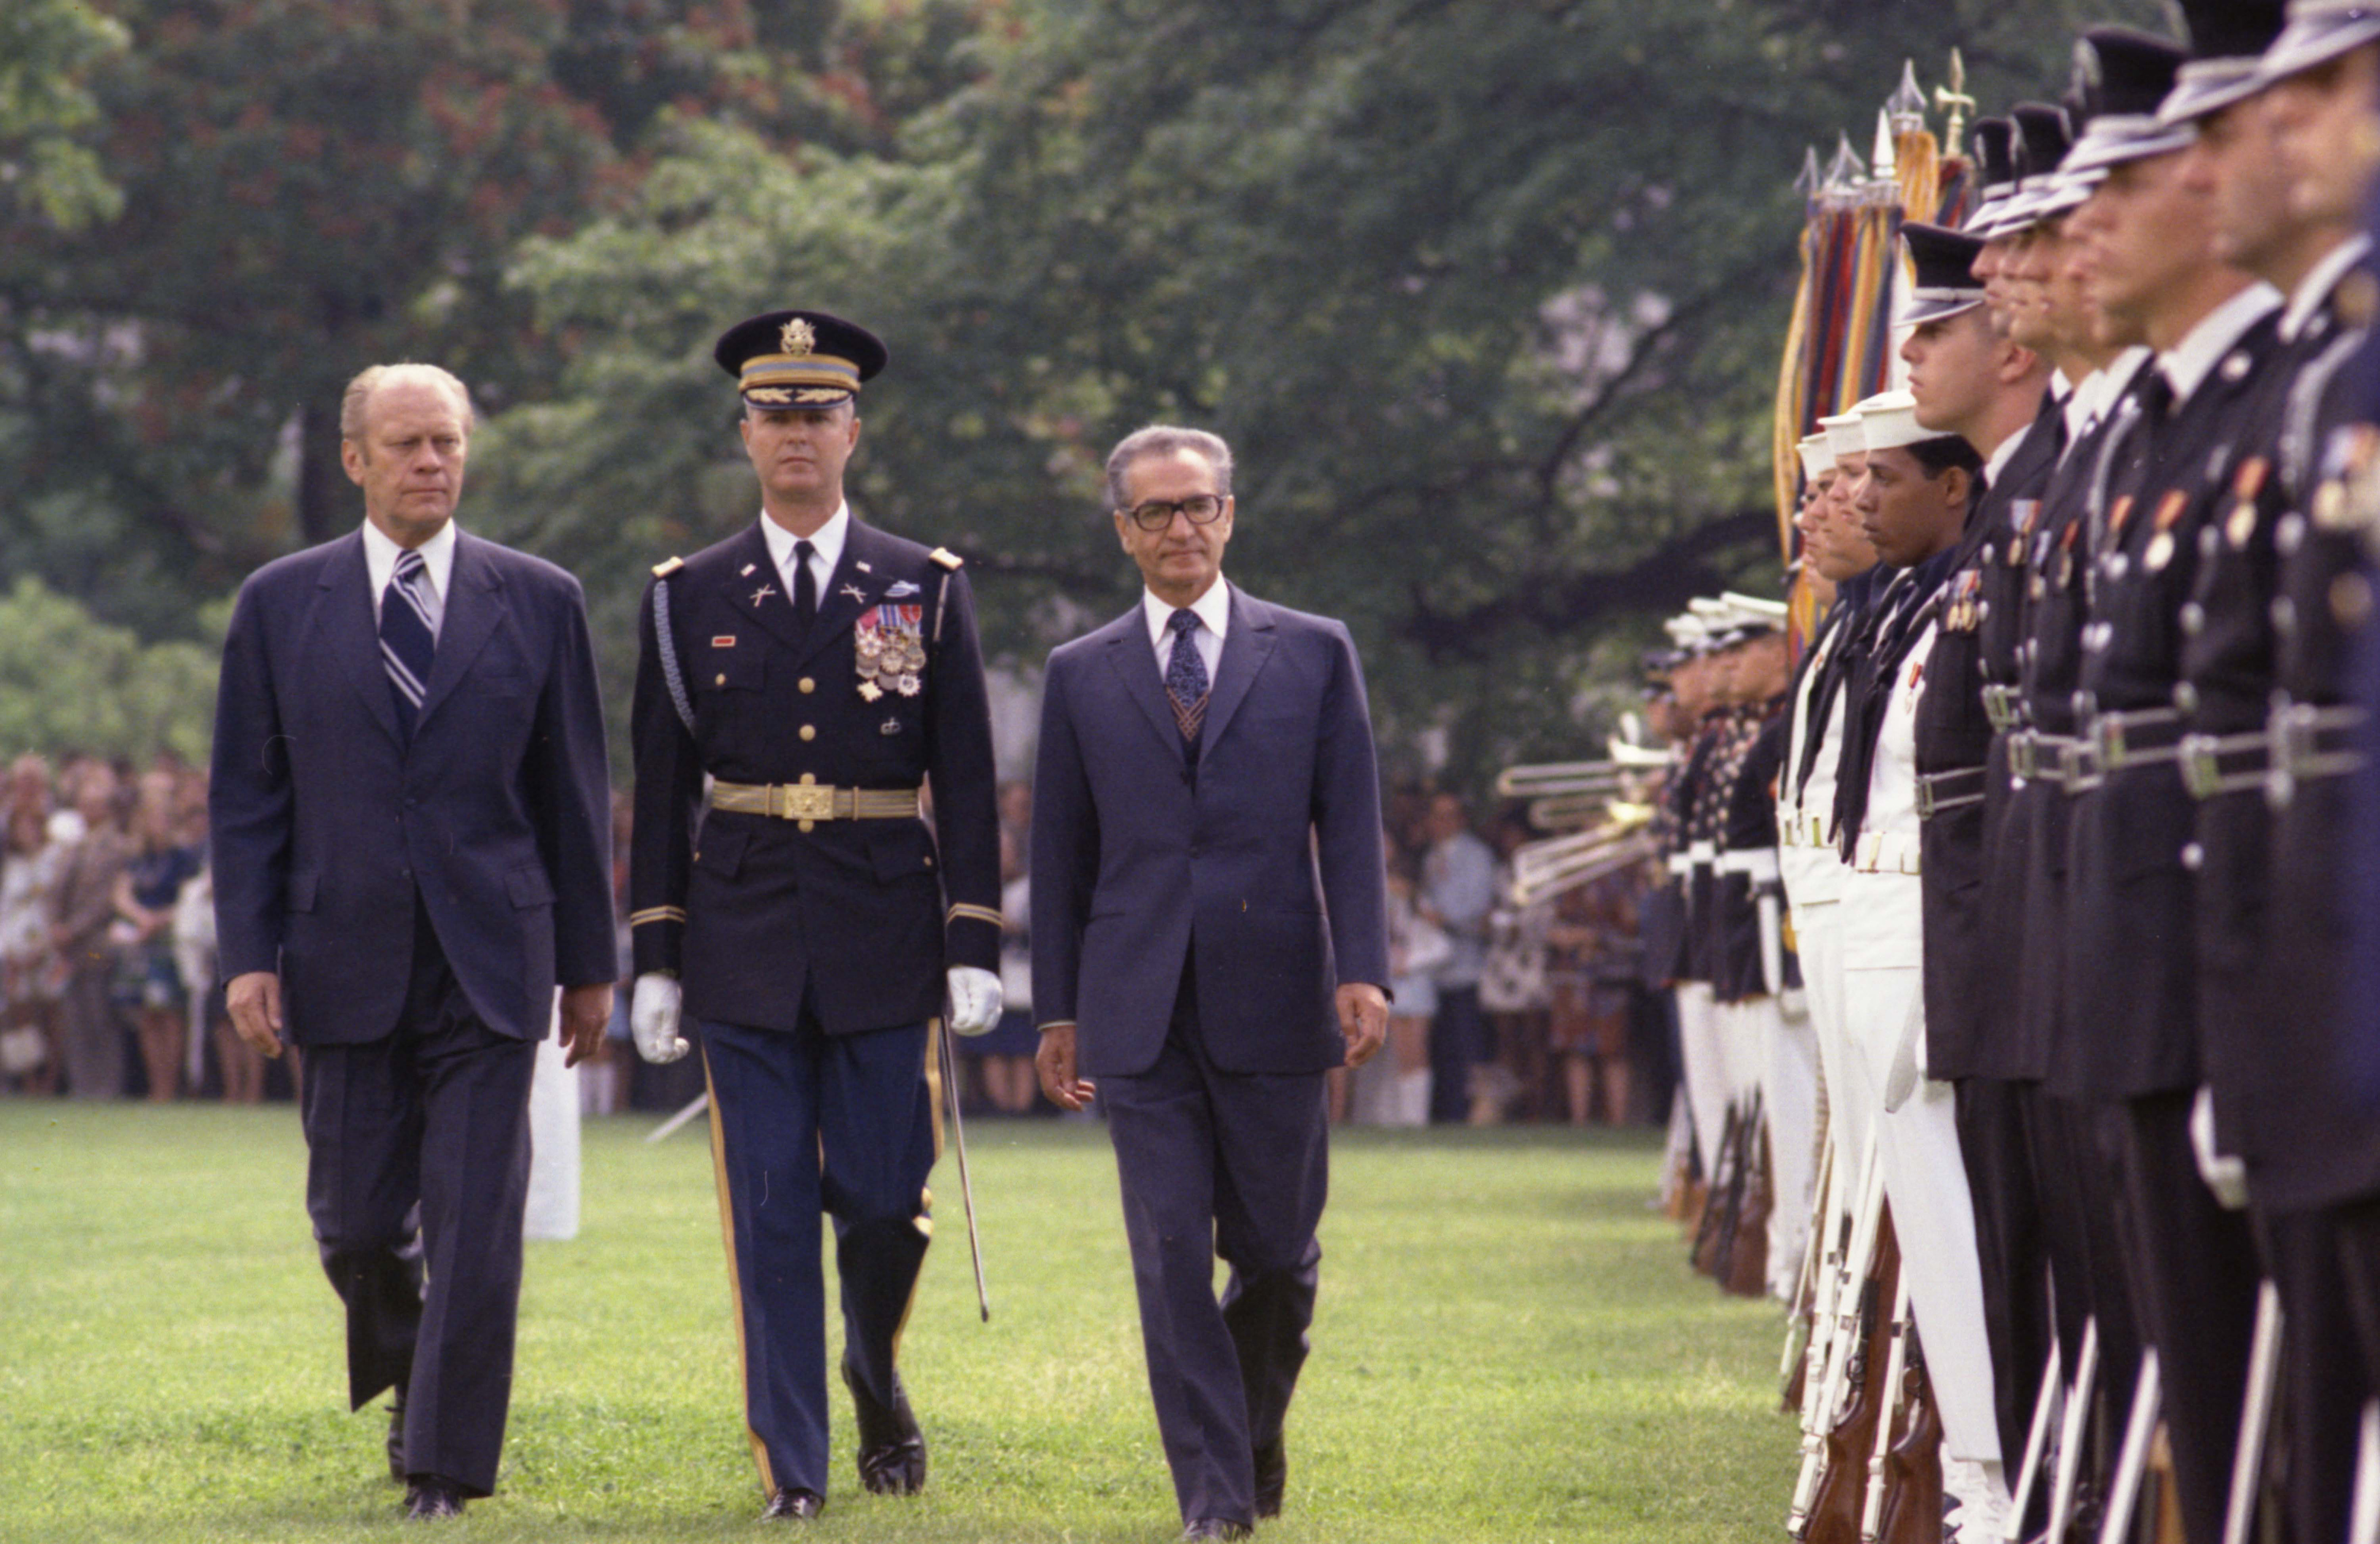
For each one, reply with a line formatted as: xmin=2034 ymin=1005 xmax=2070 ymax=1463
xmin=792 ymin=538 xmax=818 ymax=633
xmin=1165 ymin=608 xmax=1210 ymax=742
xmin=380 ymin=549 xmax=438 ymax=742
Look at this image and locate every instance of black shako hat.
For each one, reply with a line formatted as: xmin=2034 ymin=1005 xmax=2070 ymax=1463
xmin=712 ymin=309 xmax=889 ymax=408
xmin=1901 ymin=223 xmax=1987 ymax=324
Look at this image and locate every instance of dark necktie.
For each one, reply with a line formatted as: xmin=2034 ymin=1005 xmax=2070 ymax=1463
xmin=792 ymin=538 xmax=818 ymax=634
xmin=380 ymin=549 xmax=437 ymax=743
xmin=1165 ymin=608 xmax=1210 ymax=743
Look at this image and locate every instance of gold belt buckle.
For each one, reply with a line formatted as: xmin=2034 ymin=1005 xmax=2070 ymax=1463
xmin=774 ymin=783 xmax=837 ymax=822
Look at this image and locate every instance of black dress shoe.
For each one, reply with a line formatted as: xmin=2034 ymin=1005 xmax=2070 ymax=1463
xmin=403 ymin=1479 xmax=465 ymax=1520
xmin=841 ymin=1359 xmax=927 ymax=1495
xmin=761 ymin=1487 xmax=823 ymax=1521
xmin=1253 ymin=1436 xmax=1285 ymax=1519
xmin=385 ymin=1396 xmax=408 ymax=1485
xmin=1180 ymin=1520 xmax=1252 ymax=1541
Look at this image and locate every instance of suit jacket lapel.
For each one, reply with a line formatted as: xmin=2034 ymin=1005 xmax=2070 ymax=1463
xmin=1102 ymin=607 xmax=1186 ymax=761
xmin=313 ymin=531 xmax=403 ymax=748
xmin=1201 ymin=585 xmax=1277 ymax=751
xmin=415 ymin=532 xmax=505 ymax=729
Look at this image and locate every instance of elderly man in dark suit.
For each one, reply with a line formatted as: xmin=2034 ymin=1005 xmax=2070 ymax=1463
xmin=210 ymin=362 xmax=615 ymax=1521
xmin=1032 ymin=425 xmax=1390 ymax=1542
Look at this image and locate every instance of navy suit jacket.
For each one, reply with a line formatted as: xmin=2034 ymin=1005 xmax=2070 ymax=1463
xmin=1030 ymin=584 xmax=1390 ymax=1078
xmin=210 ymin=528 xmax=615 ymax=1046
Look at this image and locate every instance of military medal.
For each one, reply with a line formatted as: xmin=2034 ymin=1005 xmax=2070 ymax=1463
xmin=854 ymin=603 xmax=927 ymax=701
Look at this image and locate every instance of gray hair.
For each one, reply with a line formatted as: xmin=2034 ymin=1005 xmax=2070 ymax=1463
xmin=1104 ymin=424 xmax=1234 ymax=511
xmin=340 ymin=362 xmax=475 ymax=443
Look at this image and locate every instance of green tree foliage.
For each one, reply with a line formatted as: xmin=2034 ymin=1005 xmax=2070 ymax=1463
xmin=0 ymin=577 xmax=221 ymax=765
xmin=0 ymin=0 xmax=126 ymax=231
xmin=491 ymin=0 xmax=2162 ymax=786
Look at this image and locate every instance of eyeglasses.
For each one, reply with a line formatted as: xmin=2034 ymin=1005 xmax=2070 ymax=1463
xmin=1122 ymin=495 xmax=1226 ymax=532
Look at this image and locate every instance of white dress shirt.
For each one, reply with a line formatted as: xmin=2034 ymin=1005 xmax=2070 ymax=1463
xmin=1140 ymin=575 xmax=1229 ymax=684
xmin=2281 ymin=235 xmax=2370 ymax=344
xmin=361 ymin=517 xmax=456 ymax=637
xmin=759 ymin=502 xmax=851 ymax=602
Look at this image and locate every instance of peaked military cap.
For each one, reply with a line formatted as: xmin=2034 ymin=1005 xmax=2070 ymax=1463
xmin=1901 ymin=223 xmax=1988 ymax=324
xmin=2064 ymin=28 xmax=2195 ymax=173
xmin=1963 ymin=118 xmax=2019 ymax=236
xmin=1993 ymin=103 xmax=2084 ymax=232
xmin=714 ymin=309 xmax=889 ymax=409
xmin=2259 ymin=0 xmax=2380 ymax=84
xmin=2161 ymin=0 xmax=2289 ymax=124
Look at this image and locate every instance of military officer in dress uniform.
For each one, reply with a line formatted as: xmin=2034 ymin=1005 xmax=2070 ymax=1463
xmin=626 ymin=309 xmax=1006 ymax=1522
xmin=1660 ymin=619 xmax=1735 ymax=1183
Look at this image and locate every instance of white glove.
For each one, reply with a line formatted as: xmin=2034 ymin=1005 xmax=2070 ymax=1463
xmin=946 ymin=965 xmax=1004 ymax=1037
xmin=1881 ymin=986 xmax=1926 ymax=1113
xmin=2190 ymin=1084 xmax=2249 ymax=1210
xmin=630 ymin=972 xmax=688 ymax=1064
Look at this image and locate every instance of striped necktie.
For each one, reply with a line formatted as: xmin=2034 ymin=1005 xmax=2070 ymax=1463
xmin=380 ymin=549 xmax=439 ymax=741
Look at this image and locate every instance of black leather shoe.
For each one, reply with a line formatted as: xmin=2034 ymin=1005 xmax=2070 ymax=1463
xmin=403 ymin=1479 xmax=465 ymax=1520
xmin=1253 ymin=1436 xmax=1286 ymax=1519
xmin=761 ymin=1486 xmax=823 ymax=1521
xmin=841 ymin=1359 xmax=926 ymax=1495
xmin=1180 ymin=1521 xmax=1252 ymax=1541
xmin=385 ymin=1396 xmax=407 ymax=1485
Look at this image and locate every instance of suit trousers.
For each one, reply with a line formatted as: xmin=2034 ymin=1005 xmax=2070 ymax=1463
xmin=1427 ymin=982 xmax=1485 ymax=1124
xmin=1101 ymin=954 xmax=1328 ymax=1528
xmin=1956 ymin=1075 xmax=2051 ymax=1485
xmin=299 ymin=901 xmax=536 ymax=1497
xmin=697 ymin=1008 xmax=935 ymax=1501
xmin=2113 ymin=1092 xmax=2258 ymax=1544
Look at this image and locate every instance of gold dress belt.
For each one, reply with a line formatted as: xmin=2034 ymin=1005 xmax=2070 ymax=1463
xmin=708 ymin=779 xmax=922 ymax=824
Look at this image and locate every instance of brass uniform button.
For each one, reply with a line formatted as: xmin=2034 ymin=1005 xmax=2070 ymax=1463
xmin=799 ymin=677 xmax=815 ymax=694
xmin=798 ymin=820 xmax=814 ymax=833
xmin=715 ymin=673 xmax=726 ymax=686
xmin=800 ymin=725 xmax=816 ymax=741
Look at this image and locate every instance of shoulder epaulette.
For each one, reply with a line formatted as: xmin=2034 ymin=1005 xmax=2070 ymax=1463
xmin=929 ymin=547 xmax=962 ymax=571
xmin=652 ymin=556 xmax=685 ymax=578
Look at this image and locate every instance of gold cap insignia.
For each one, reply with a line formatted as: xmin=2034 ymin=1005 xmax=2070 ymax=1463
xmin=793 ymin=385 xmax=845 ymax=403
xmin=780 ymin=317 xmax=818 ymax=356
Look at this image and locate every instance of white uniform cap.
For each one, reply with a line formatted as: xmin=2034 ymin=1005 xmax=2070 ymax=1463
xmin=1797 ymin=433 xmax=1835 ymax=484
xmin=1857 ymin=391 xmax=1947 ymax=454
xmin=1823 ymin=394 xmax=1896 ymax=461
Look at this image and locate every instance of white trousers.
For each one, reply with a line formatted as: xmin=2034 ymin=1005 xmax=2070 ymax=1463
xmin=1792 ymin=897 xmax=1866 ymax=1232
xmin=1673 ymin=982 xmax=1726 ymax=1176
xmin=1838 ymin=956 xmax=2001 ymax=1466
xmin=1733 ymin=995 xmax=1819 ymax=1296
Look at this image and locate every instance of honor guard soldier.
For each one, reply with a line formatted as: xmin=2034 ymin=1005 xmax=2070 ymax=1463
xmin=1658 ymin=616 xmax=1735 ymax=1183
xmin=1832 ymin=392 xmax=2009 ymax=1539
xmin=2060 ymin=26 xmax=2282 ymax=1539
xmin=1896 ymin=216 xmax=2065 ymax=1493
xmin=1777 ymin=419 xmax=1881 ymax=1239
xmin=626 ymin=309 xmax=1006 ymax=1522
xmin=2161 ymin=3 xmax=2376 ymax=1534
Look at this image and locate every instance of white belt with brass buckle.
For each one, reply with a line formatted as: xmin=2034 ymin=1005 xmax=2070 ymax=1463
xmin=708 ymin=779 xmax=922 ymax=824
xmin=1851 ymin=830 xmax=1922 ymax=876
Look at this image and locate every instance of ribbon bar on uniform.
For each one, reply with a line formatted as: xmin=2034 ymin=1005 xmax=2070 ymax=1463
xmin=709 ymin=780 xmax=923 ymax=823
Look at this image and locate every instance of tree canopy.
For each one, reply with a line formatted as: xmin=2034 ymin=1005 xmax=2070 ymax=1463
xmin=2 ymin=0 xmax=2159 ymax=780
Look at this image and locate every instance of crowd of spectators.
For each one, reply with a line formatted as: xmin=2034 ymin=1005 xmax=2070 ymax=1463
xmin=0 ymin=758 xmax=1672 ymax=1129
xmin=0 ymin=753 xmax=267 ymax=1102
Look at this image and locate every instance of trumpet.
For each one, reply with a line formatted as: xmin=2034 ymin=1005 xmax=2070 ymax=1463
xmin=1507 ymin=807 xmax=1658 ymax=905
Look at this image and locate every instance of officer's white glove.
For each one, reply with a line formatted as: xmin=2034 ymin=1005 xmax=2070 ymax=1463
xmin=1881 ymin=986 xmax=1927 ymax=1113
xmin=946 ymin=965 xmax=1004 ymax=1037
xmin=630 ymin=972 xmax=688 ymax=1064
xmin=2190 ymin=1084 xmax=2250 ymax=1210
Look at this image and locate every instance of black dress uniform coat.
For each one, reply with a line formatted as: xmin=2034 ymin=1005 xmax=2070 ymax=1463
xmin=629 ymin=517 xmax=1001 ymax=1025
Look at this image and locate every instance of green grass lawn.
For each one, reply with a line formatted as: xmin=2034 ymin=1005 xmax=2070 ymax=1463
xmin=0 ymin=1103 xmax=1795 ymax=1542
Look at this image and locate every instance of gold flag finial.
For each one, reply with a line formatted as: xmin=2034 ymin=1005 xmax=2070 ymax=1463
xmin=1933 ymin=48 xmax=1974 ymax=158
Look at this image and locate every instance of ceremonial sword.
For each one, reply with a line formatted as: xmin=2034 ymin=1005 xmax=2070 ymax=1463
xmin=938 ymin=1007 xmax=991 ymax=1322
